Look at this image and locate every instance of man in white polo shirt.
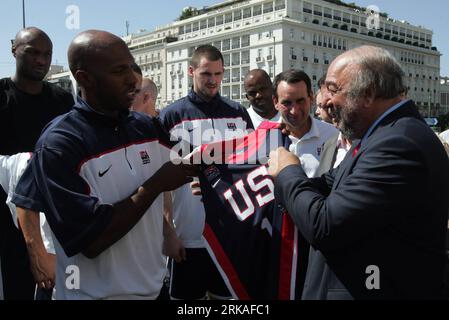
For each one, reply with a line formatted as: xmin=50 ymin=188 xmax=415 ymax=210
xmin=273 ymin=69 xmax=337 ymax=178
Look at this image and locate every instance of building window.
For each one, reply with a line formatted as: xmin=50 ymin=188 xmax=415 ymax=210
xmin=223 ymin=69 xmax=230 ymax=83
xmin=263 ymin=3 xmax=273 ymax=13
xmin=225 ymin=13 xmax=233 ymax=24
xmin=243 ymin=8 xmax=251 ymax=19
xmin=222 ymin=39 xmax=231 ymax=51
xmin=223 ymin=54 xmax=230 ymax=67
xmin=275 ymin=0 xmax=286 ymax=10
xmin=234 ymin=10 xmax=242 ymax=21
xmin=241 ymin=51 xmax=250 ymax=64
xmin=232 ymin=68 xmax=240 ymax=82
xmin=232 ymin=52 xmax=240 ymax=66
xmin=253 ymin=5 xmax=262 ymax=16
xmin=232 ymin=37 xmax=240 ymax=49
xmin=241 ymin=35 xmax=250 ymax=47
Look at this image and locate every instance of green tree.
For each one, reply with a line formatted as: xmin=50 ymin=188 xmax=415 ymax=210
xmin=178 ymin=7 xmax=198 ymax=21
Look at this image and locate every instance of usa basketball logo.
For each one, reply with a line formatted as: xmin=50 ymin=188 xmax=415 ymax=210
xmin=227 ymin=123 xmax=237 ymax=131
xmin=140 ymin=151 xmax=151 ymax=165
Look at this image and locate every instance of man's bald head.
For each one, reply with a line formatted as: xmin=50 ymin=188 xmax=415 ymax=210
xmin=67 ymin=30 xmax=137 ymax=115
xmin=68 ymin=30 xmax=128 ymax=75
xmin=11 ymin=27 xmax=53 ymax=83
xmin=13 ymin=27 xmax=52 ymax=50
xmin=244 ymin=69 xmax=271 ymax=87
xmin=132 ymin=78 xmax=159 ymax=116
xmin=141 ymin=78 xmax=158 ymax=101
xmin=327 ymin=45 xmax=405 ymax=101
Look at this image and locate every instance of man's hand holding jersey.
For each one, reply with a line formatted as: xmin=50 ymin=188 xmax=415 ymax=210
xmin=268 ymin=147 xmax=301 ymax=179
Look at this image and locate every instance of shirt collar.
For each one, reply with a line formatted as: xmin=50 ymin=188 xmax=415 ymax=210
xmin=188 ymin=89 xmax=221 ymax=107
xmin=290 ymin=116 xmax=320 ymax=143
xmin=361 ymin=99 xmax=410 ymax=145
xmin=337 ymin=132 xmax=352 ymax=151
xmin=301 ymin=116 xmax=321 ymax=140
xmin=74 ymin=96 xmax=131 ymax=126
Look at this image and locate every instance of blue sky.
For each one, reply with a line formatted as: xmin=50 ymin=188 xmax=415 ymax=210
xmin=0 ymin=0 xmax=448 ymax=78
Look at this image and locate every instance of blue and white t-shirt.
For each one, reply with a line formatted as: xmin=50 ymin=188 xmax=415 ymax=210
xmin=13 ymin=98 xmax=176 ymax=300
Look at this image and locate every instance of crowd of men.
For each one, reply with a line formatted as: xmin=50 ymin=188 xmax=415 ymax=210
xmin=0 ymin=27 xmax=448 ymax=300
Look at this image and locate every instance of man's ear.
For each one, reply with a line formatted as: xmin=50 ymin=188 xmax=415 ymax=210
xmin=363 ymin=88 xmax=376 ymax=108
xmin=188 ymin=65 xmax=194 ymax=77
xmin=142 ymin=92 xmax=150 ymax=104
xmin=11 ymin=44 xmax=17 ymax=58
xmin=75 ymin=70 xmax=93 ymax=89
xmin=273 ymin=96 xmax=280 ymax=111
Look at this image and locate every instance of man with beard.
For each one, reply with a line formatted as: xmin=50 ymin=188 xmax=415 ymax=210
xmin=268 ymin=46 xmax=449 ymax=299
xmin=0 ymin=27 xmax=73 ymax=300
xmin=244 ymin=69 xmax=280 ymax=128
xmin=273 ymin=69 xmax=336 ymax=179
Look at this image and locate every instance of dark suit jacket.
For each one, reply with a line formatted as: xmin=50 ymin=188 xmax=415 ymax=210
xmin=275 ymin=100 xmax=449 ymax=299
xmin=315 ymin=133 xmax=339 ymax=177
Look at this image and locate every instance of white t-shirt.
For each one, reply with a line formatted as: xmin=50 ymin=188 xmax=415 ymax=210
xmin=0 ymin=153 xmax=54 ymax=254
xmin=289 ymin=117 xmax=338 ymax=178
xmin=247 ymin=106 xmax=282 ymax=129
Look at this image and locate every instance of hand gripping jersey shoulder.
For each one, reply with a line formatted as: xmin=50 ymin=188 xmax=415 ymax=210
xmin=199 ymin=122 xmax=299 ymax=300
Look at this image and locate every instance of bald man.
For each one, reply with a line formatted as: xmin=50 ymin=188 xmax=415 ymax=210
xmin=269 ymin=46 xmax=449 ymax=299
xmin=132 ymin=78 xmax=158 ymax=117
xmin=12 ymin=30 xmax=196 ymax=300
xmin=0 ymin=27 xmax=73 ymax=300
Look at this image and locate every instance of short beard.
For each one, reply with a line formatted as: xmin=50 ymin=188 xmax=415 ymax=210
xmin=335 ymin=97 xmax=363 ymax=141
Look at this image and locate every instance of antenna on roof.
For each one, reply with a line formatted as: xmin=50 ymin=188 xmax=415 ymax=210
xmin=126 ymin=20 xmax=130 ymax=36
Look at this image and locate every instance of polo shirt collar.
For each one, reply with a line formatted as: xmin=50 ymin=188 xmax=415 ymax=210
xmin=74 ymin=96 xmax=131 ymax=126
xmin=188 ymin=89 xmax=221 ymax=107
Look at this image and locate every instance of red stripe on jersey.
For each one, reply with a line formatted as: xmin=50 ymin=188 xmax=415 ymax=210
xmin=204 ymin=223 xmax=250 ymax=300
xmin=278 ymin=213 xmax=295 ymax=300
xmin=258 ymin=121 xmax=282 ymax=130
xmin=228 ymin=128 xmax=267 ymax=164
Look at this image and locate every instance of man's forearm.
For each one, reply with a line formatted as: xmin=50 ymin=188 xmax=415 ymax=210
xmin=17 ymin=208 xmax=55 ymax=288
xmin=82 ymin=161 xmax=195 ymax=259
xmin=17 ymin=208 xmax=46 ymax=256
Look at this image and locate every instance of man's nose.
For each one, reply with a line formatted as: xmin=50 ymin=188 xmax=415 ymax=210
xmin=36 ymin=54 xmax=48 ymax=66
xmin=290 ymin=104 xmax=300 ymax=116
